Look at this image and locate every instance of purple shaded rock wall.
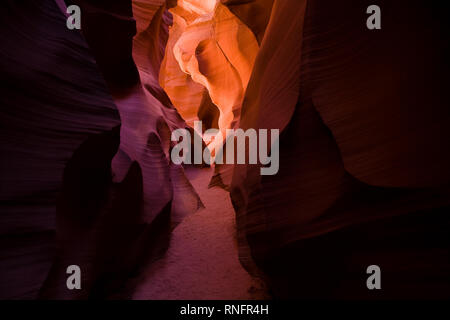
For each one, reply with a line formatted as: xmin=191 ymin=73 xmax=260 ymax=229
xmin=1 ymin=0 xmax=449 ymax=300
xmin=231 ymin=0 xmax=450 ymax=298
xmin=0 ymin=0 xmax=120 ymax=298
xmin=1 ymin=0 xmax=201 ymax=299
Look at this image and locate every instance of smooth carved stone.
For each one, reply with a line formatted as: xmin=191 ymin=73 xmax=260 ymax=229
xmin=159 ymin=0 xmax=259 ymax=151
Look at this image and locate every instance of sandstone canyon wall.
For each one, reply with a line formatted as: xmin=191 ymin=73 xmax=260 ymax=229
xmin=230 ymin=0 xmax=450 ymax=299
xmin=1 ymin=0 xmax=449 ymax=299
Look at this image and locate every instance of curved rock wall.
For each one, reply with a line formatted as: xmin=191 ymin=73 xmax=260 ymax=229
xmin=1 ymin=0 xmax=449 ymax=299
xmin=230 ymin=0 xmax=450 ymax=298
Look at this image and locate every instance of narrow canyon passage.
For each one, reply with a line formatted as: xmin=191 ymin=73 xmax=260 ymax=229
xmin=1 ymin=0 xmax=449 ymax=300
xmin=133 ymin=167 xmax=267 ymax=299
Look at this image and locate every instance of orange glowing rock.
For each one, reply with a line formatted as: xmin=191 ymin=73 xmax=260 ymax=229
xmin=159 ymin=0 xmax=259 ymax=145
xmin=221 ymin=0 xmax=274 ymax=44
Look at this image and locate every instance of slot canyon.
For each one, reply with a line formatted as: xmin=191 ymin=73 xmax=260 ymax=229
xmin=1 ymin=0 xmax=449 ymax=300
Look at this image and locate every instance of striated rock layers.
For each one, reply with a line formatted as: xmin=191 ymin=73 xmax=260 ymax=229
xmin=230 ymin=0 xmax=450 ymax=298
xmin=0 ymin=0 xmax=120 ymax=298
xmin=0 ymin=0 xmax=201 ymax=299
xmin=159 ymin=0 xmax=259 ymax=147
xmin=1 ymin=0 xmax=450 ymax=300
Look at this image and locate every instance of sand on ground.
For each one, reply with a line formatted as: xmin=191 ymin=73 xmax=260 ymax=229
xmin=133 ymin=167 xmax=267 ymax=299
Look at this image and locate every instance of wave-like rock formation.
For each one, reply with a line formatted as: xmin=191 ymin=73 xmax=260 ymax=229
xmin=1 ymin=0 xmax=449 ymax=300
xmin=230 ymin=0 xmax=450 ymax=298
xmin=0 ymin=0 xmax=201 ymax=299
xmin=160 ymin=0 xmax=259 ymax=147
xmin=0 ymin=0 xmax=120 ymax=298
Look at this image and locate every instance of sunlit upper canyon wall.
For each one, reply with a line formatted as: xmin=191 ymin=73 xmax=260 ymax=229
xmin=160 ymin=0 xmax=258 ymax=134
xmin=0 ymin=0 xmax=449 ymax=299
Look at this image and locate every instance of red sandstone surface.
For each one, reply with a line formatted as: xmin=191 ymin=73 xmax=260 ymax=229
xmin=0 ymin=0 xmax=449 ymax=299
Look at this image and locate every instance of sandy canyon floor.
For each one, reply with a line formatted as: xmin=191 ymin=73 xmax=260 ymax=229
xmin=133 ymin=167 xmax=268 ymax=299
